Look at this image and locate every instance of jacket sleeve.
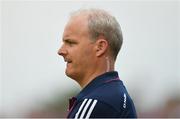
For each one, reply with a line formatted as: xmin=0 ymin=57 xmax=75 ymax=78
xmin=71 ymin=99 xmax=118 ymax=118
xmin=70 ymin=98 xmax=136 ymax=118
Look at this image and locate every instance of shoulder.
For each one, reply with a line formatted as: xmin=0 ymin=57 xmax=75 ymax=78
xmin=75 ymin=80 xmax=137 ymax=118
xmin=86 ymin=80 xmax=128 ymax=111
xmin=69 ymin=80 xmax=137 ymax=118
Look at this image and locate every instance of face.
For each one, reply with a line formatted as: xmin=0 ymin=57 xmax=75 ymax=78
xmin=58 ymin=15 xmax=96 ymax=80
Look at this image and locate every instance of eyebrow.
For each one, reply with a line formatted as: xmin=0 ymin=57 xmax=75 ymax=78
xmin=63 ymin=38 xmax=78 ymax=44
xmin=63 ymin=38 xmax=73 ymax=42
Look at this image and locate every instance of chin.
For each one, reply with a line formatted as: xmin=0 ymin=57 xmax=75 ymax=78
xmin=65 ymin=70 xmax=78 ymax=80
xmin=66 ymin=70 xmax=73 ymax=78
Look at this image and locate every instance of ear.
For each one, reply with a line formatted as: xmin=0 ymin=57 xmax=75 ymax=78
xmin=95 ymin=39 xmax=108 ymax=57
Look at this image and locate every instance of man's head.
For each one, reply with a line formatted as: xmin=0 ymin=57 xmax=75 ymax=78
xmin=58 ymin=8 xmax=123 ymax=86
xmin=70 ymin=9 xmax=123 ymax=60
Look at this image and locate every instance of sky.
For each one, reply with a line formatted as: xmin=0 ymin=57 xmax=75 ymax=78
xmin=0 ymin=0 xmax=179 ymax=117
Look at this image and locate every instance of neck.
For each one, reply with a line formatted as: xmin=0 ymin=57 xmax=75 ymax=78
xmin=78 ymin=57 xmax=115 ymax=88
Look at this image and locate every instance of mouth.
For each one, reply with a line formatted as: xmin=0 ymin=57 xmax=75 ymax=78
xmin=64 ymin=59 xmax=72 ymax=64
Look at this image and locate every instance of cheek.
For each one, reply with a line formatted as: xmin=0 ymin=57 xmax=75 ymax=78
xmin=83 ymin=43 xmax=95 ymax=55
xmin=84 ymin=47 xmax=93 ymax=55
xmin=81 ymin=47 xmax=95 ymax=63
xmin=72 ymin=44 xmax=95 ymax=65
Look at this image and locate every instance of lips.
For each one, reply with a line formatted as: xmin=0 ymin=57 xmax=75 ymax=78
xmin=64 ymin=58 xmax=72 ymax=64
xmin=67 ymin=61 xmax=72 ymax=63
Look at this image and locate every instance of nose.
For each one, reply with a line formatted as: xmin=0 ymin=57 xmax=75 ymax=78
xmin=58 ymin=45 xmax=67 ymax=56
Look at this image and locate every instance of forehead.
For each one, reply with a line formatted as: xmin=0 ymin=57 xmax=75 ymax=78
xmin=63 ymin=15 xmax=90 ymax=38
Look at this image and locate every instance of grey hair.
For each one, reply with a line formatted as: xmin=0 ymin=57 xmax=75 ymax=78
xmin=70 ymin=8 xmax=123 ymax=60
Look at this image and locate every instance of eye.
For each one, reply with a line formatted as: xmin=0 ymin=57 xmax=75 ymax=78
xmin=64 ymin=39 xmax=77 ymax=47
xmin=68 ymin=41 xmax=74 ymax=45
xmin=67 ymin=41 xmax=74 ymax=46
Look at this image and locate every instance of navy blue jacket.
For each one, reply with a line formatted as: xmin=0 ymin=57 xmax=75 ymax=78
xmin=67 ymin=71 xmax=137 ymax=118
